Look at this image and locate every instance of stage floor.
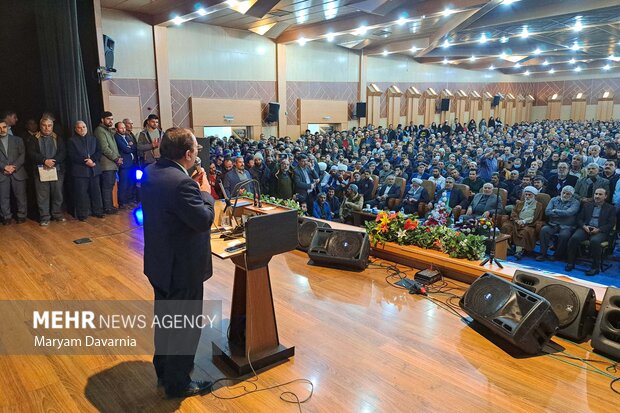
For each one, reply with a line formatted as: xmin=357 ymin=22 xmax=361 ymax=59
xmin=0 ymin=210 xmax=617 ymax=412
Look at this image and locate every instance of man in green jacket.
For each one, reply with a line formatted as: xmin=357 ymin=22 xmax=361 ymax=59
xmin=94 ymin=111 xmax=121 ymax=214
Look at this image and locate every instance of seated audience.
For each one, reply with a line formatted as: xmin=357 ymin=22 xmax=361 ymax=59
xmin=402 ymin=178 xmax=430 ymax=215
xmin=537 ymin=186 xmax=580 ymax=262
xmin=313 ymin=192 xmax=333 ymax=221
xmin=501 ymin=186 xmax=544 ymax=260
xmin=545 ymin=162 xmax=577 ymax=198
xmin=340 ymin=184 xmax=363 ymax=224
xmin=368 ymin=175 xmax=400 ymax=210
xmin=427 ymin=177 xmax=469 ymax=219
xmin=574 ymin=163 xmax=610 ymax=202
xmin=462 ymin=183 xmax=500 ymax=221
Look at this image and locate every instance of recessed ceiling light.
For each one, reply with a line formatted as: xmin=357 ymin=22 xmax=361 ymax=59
xmin=571 ymin=41 xmax=580 ymax=51
xmin=502 ymin=0 xmax=520 ymax=4
xmin=533 ymin=48 xmax=542 ymax=55
xmin=442 ymin=39 xmax=451 ymax=48
xmin=524 ymin=70 xmax=530 ymax=76
xmin=354 ymin=25 xmax=368 ymax=36
xmin=442 ymin=8 xmax=454 ymax=17
xmin=569 ymin=58 xmax=576 ymax=64
xmin=479 ymin=34 xmax=488 ymax=44
xmin=172 ymin=16 xmax=184 ymax=25
xmin=574 ymin=66 xmax=582 ymax=72
xmin=489 ymin=65 xmax=495 ymax=70
xmin=470 ymin=55 xmax=477 ymax=62
xmin=542 ymin=60 xmax=549 ymax=66
xmin=442 ymin=58 xmax=449 ymax=64
xmin=549 ymin=68 xmax=555 ymax=74
xmin=382 ymin=50 xmax=389 ymax=56
xmin=521 ymin=26 xmax=529 ymax=38
xmin=298 ymin=37 xmax=307 ymax=46
xmin=410 ymin=46 xmax=419 ymax=53
xmin=602 ymin=64 xmax=611 ymax=70
xmin=514 ymin=62 xmax=521 ymax=68
xmin=500 ymin=52 xmax=508 ymax=60
xmin=326 ymin=33 xmax=335 ymax=42
xmin=197 ymin=8 xmax=207 ymax=16
xmin=500 ymin=36 xmax=509 ymax=43
xmin=397 ymin=17 xmax=408 ymax=26
xmin=573 ymin=17 xmax=583 ymax=32
xmin=226 ymin=0 xmax=238 ymax=6
xmin=608 ymin=54 xmax=620 ymax=61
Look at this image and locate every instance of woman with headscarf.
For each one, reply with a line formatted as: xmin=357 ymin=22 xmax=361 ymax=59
xmin=500 ymin=186 xmax=544 ymax=260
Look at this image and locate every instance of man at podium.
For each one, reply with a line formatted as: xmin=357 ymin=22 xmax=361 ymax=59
xmin=141 ymin=127 xmax=215 ymax=398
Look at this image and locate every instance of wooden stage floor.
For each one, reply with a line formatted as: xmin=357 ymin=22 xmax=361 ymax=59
xmin=0 ymin=212 xmax=617 ymax=412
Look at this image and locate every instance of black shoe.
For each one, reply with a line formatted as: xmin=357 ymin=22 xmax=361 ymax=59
xmin=585 ymin=268 xmax=599 ymax=276
xmin=78 ymin=217 xmax=87 ymax=222
xmin=94 ymin=213 xmax=105 ymax=218
xmin=565 ymin=264 xmax=574 ymax=272
xmin=40 ymin=220 xmax=50 ymax=226
xmin=166 ymin=380 xmax=212 ymax=398
xmin=535 ymin=255 xmax=546 ymax=262
xmin=1 ymin=218 xmax=10 ymax=225
xmin=105 ymin=208 xmax=119 ymax=215
xmin=52 ymin=216 xmax=66 ymax=222
xmin=16 ymin=218 xmax=26 ymax=224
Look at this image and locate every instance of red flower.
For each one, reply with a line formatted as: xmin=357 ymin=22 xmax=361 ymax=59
xmin=388 ymin=213 xmax=398 ymax=220
xmin=425 ymin=227 xmax=431 ymax=233
xmin=404 ymin=219 xmax=418 ymax=230
xmin=379 ymin=223 xmax=389 ymax=233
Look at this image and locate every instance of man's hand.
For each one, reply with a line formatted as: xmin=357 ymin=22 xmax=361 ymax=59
xmin=590 ymin=227 xmax=600 ymax=235
xmin=152 ymin=139 xmax=160 ymax=148
xmin=4 ymin=165 xmax=16 ymax=174
xmin=583 ymin=225 xmax=591 ymax=234
xmin=115 ymin=158 xmax=124 ymax=166
xmin=85 ymin=159 xmax=95 ymax=168
xmin=43 ymin=159 xmax=55 ymax=168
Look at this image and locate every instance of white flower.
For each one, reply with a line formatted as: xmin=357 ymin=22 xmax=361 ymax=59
xmin=397 ymin=229 xmax=407 ymax=239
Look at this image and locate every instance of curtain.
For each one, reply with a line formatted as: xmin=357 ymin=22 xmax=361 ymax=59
xmin=35 ymin=0 xmax=92 ymax=135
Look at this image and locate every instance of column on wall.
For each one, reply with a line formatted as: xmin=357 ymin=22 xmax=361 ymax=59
xmin=504 ymin=94 xmax=515 ymax=124
xmin=366 ymin=83 xmax=382 ymax=126
xmin=423 ymin=88 xmax=438 ymax=126
xmin=358 ymin=52 xmax=368 ymax=127
xmin=405 ymin=86 xmax=421 ymax=126
xmin=515 ymin=95 xmax=525 ymax=122
xmin=153 ymin=26 xmax=173 ymax=129
xmin=386 ymin=85 xmax=403 ymax=127
xmin=546 ymin=93 xmax=562 ymax=120
xmin=524 ymin=95 xmax=534 ymax=122
xmin=596 ymin=91 xmax=614 ymax=121
xmin=439 ymin=89 xmax=453 ymax=124
xmin=454 ymin=90 xmax=467 ymax=124
xmin=469 ymin=91 xmax=481 ymax=123
xmin=570 ymin=92 xmax=586 ymax=121
xmin=276 ymin=43 xmax=287 ymax=137
xmin=481 ymin=92 xmax=493 ymax=121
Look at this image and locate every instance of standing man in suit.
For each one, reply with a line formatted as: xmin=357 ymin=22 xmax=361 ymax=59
xmin=141 ymin=127 xmax=215 ymax=398
xmin=27 ymin=117 xmax=66 ymax=226
xmin=0 ymin=120 xmax=27 ymax=224
xmin=68 ymin=121 xmax=104 ymax=221
xmin=293 ymin=154 xmax=318 ymax=206
xmin=94 ymin=111 xmax=121 ymax=215
xmin=222 ymin=156 xmax=252 ymax=198
xmin=565 ymin=188 xmax=616 ymax=276
xmin=114 ymin=122 xmax=136 ymax=208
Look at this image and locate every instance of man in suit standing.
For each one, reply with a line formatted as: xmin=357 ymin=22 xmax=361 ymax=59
xmin=222 ymin=156 xmax=253 ymax=198
xmin=94 ymin=111 xmax=121 ymax=215
xmin=565 ymin=188 xmax=616 ymax=276
xmin=141 ymin=127 xmax=215 ymax=398
xmin=293 ymin=154 xmax=318 ymax=206
xmin=0 ymin=120 xmax=27 ymax=224
xmin=68 ymin=121 xmax=104 ymax=221
xmin=114 ymin=122 xmax=136 ymax=208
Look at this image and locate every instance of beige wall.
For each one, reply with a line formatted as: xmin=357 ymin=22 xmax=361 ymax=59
xmin=101 ymin=8 xmax=156 ymax=79
xmin=286 ymin=42 xmax=359 ymax=82
xmin=366 ymin=55 xmax=518 ymax=83
xmin=167 ymin=22 xmax=276 ymax=81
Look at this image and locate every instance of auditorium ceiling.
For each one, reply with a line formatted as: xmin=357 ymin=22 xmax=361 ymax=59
xmin=102 ymin=0 xmax=620 ymax=76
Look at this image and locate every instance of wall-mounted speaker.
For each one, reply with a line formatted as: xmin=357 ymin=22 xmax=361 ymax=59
xmin=460 ymin=273 xmax=559 ymax=354
xmin=591 ymin=286 xmax=620 ymax=360
xmin=355 ymin=102 xmax=367 ymax=118
xmin=297 ymin=218 xmax=331 ymax=252
xmin=266 ymin=102 xmax=280 ymax=122
xmin=492 ymin=95 xmax=501 ymax=107
xmin=307 ymin=228 xmax=370 ymax=271
xmin=440 ymin=98 xmax=450 ymax=111
xmin=512 ymin=270 xmax=597 ymax=342
xmin=103 ymin=35 xmax=115 ymax=70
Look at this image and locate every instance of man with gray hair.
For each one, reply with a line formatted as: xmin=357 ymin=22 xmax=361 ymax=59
xmin=573 ymin=163 xmax=609 ymax=202
xmin=536 ymin=185 xmax=580 ymax=261
xmin=340 ymin=183 xmax=363 ymax=224
xmin=545 ymin=162 xmax=577 ymax=198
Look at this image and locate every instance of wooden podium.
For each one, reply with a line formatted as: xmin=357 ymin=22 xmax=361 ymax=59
xmin=211 ymin=205 xmax=298 ymax=375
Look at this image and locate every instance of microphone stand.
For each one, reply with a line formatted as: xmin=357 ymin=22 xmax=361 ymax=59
xmin=479 ymin=188 xmax=503 ymax=269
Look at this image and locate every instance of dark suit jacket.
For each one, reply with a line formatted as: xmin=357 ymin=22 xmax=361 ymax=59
xmin=222 ymin=168 xmax=253 ymax=198
xmin=293 ymin=166 xmax=316 ymax=199
xmin=376 ymin=183 xmax=401 ymax=200
xmin=114 ymin=133 xmax=136 ymax=169
xmin=576 ymin=202 xmax=616 ymax=235
xmin=68 ymin=134 xmax=102 ymax=177
xmin=141 ymin=158 xmax=215 ymax=292
xmin=435 ymin=188 xmax=468 ymax=209
xmin=26 ymin=132 xmax=67 ymax=173
xmin=545 ymin=174 xmax=578 ymax=198
xmin=469 ymin=193 xmax=500 ymax=215
xmin=0 ymin=135 xmax=27 ymax=182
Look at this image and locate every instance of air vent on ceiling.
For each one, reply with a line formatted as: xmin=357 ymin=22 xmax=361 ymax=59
xmin=372 ymin=29 xmax=392 ymax=38
xmin=267 ymin=9 xmax=291 ymax=17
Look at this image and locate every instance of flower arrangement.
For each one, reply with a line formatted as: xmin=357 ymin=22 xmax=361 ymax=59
xmin=366 ymin=212 xmax=486 ymax=261
xmin=256 ymin=194 xmax=303 ymax=215
xmin=454 ymin=217 xmax=495 ymax=236
xmin=425 ymin=205 xmax=451 ymax=227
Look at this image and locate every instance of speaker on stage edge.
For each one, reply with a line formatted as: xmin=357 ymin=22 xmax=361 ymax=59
xmin=307 ymin=228 xmax=370 ymax=271
xmin=512 ymin=270 xmax=597 ymax=342
xmin=266 ymin=102 xmax=280 ymax=123
xmin=460 ymin=273 xmax=559 ymax=355
xmin=355 ymin=102 xmax=367 ymax=118
xmin=297 ymin=218 xmax=331 ymax=252
xmin=591 ymin=286 xmax=620 ymax=360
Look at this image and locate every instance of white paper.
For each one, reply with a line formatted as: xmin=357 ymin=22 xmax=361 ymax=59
xmin=38 ymin=166 xmax=58 ymax=182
